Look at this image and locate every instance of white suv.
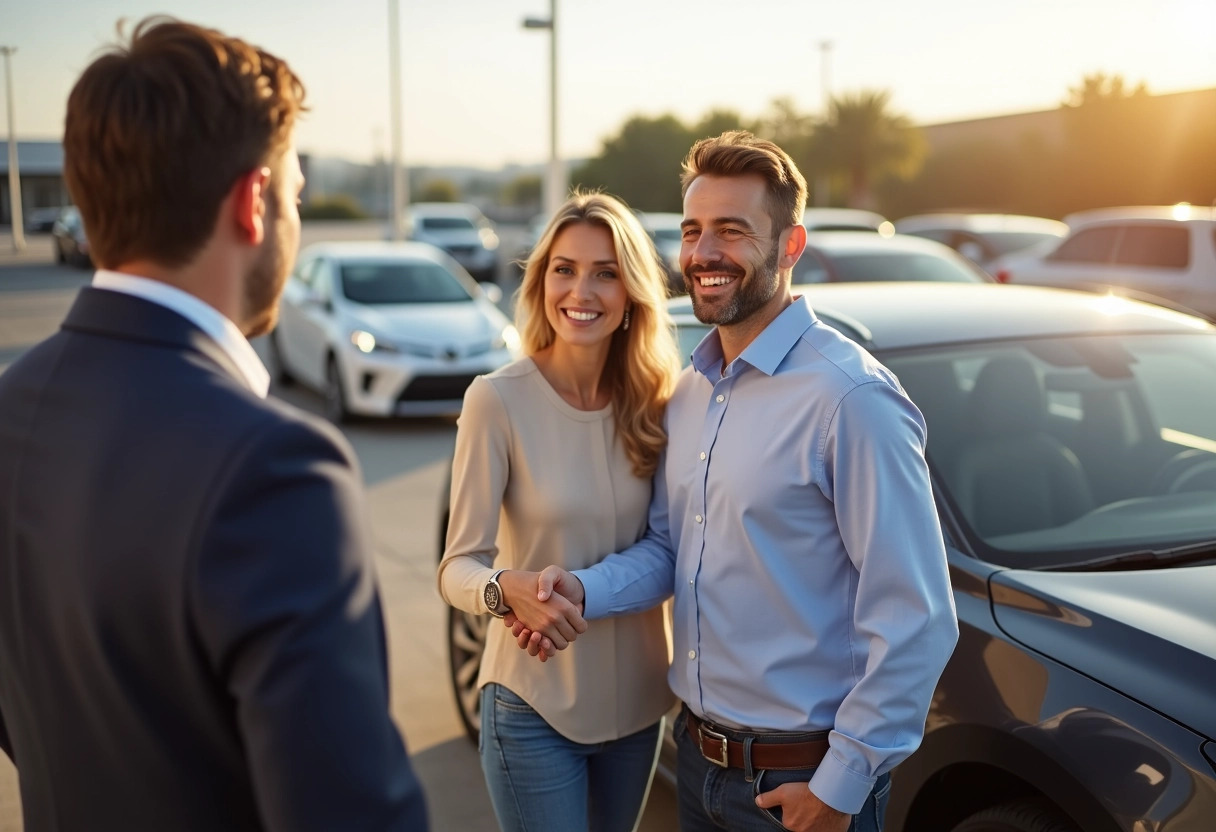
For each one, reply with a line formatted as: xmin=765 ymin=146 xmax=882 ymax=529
xmin=407 ymin=202 xmax=501 ymax=284
xmin=992 ymin=205 xmax=1216 ymax=319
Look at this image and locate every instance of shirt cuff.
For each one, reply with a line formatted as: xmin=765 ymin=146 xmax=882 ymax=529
xmin=809 ymin=750 xmax=877 ymax=815
xmin=570 ymin=567 xmax=610 ymax=620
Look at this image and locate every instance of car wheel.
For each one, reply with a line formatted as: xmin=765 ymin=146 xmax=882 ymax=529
xmin=325 ymin=356 xmax=351 ymax=424
xmin=447 ymin=605 xmax=487 ymax=743
xmin=267 ymin=331 xmax=294 ymax=387
xmin=951 ymin=800 xmax=1081 ymax=832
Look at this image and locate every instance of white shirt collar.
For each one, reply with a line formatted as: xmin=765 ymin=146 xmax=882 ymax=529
xmin=91 ymin=270 xmax=270 ymax=398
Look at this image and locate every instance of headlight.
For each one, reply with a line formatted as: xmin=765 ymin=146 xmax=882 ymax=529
xmin=480 ymin=229 xmax=500 ymax=251
xmin=494 ymin=325 xmax=521 ymax=354
xmin=349 ymin=330 xmax=397 ymax=354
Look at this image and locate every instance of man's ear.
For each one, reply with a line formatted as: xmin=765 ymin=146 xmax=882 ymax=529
xmin=779 ymin=222 xmax=807 ymax=270
xmin=231 ymin=167 xmax=272 ymax=245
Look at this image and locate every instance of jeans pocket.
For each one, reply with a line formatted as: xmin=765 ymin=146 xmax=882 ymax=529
xmin=752 ymin=768 xmax=816 ymax=830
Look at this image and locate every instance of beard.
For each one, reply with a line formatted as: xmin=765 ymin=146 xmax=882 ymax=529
xmin=241 ymin=194 xmax=295 ymax=338
xmin=684 ymin=239 xmax=782 ymax=326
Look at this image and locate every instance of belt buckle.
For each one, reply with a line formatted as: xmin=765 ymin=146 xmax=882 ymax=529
xmin=698 ymin=724 xmax=729 ymax=768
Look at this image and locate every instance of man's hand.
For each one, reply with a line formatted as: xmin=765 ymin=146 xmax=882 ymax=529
xmin=500 ymin=566 xmax=587 ymax=662
xmin=496 ymin=569 xmax=586 ymax=650
xmin=754 ymin=783 xmax=850 ymax=832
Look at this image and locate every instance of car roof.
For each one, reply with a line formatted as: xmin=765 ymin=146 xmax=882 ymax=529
xmin=1063 ymin=205 xmax=1216 ymax=227
xmin=640 ymin=211 xmax=684 ymax=229
xmin=801 ymin=207 xmax=888 ymax=229
xmin=667 ymin=283 xmax=1214 ymax=352
xmin=805 ymin=231 xmax=969 ymax=256
xmin=299 ymin=240 xmax=447 ymax=262
xmin=895 ymin=213 xmax=1068 ymax=235
xmin=408 ymin=202 xmax=483 ymax=217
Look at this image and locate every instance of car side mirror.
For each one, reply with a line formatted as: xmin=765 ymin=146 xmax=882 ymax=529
xmin=479 ymin=282 xmax=503 ymax=305
xmin=957 ymin=241 xmax=985 ymax=263
xmin=301 ymin=290 xmax=332 ymax=313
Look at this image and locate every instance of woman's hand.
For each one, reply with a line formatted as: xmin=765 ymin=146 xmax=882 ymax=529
xmin=496 ymin=569 xmax=586 ymax=650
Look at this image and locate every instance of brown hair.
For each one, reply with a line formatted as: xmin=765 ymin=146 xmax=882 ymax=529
xmin=680 ymin=130 xmax=807 ymax=237
xmin=516 ymin=191 xmax=681 ymax=478
xmin=63 ymin=16 xmax=307 ymax=268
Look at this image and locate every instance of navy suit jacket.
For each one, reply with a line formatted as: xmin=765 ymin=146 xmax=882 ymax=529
xmin=0 ymin=287 xmax=428 ymax=830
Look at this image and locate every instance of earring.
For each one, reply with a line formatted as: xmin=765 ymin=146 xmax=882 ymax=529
xmin=623 ymin=308 xmax=631 ymax=331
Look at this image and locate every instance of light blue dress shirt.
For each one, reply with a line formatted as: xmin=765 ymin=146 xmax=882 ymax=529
xmin=574 ymin=296 xmax=959 ymax=814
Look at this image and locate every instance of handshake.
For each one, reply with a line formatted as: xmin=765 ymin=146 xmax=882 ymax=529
xmin=496 ymin=566 xmax=587 ymax=663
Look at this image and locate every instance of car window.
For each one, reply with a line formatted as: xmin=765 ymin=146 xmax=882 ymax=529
xmin=884 ymin=332 xmax=1216 ymax=568
xmin=340 ymin=261 xmax=473 ymax=304
xmin=824 ymin=251 xmax=983 ymax=283
xmin=792 ymin=249 xmax=830 ymax=284
xmin=1114 ymin=225 xmax=1190 ymax=269
xmin=293 ymin=258 xmax=320 ymax=288
xmin=1048 ymin=226 xmax=1120 ymax=264
xmin=981 ymin=231 xmax=1064 ymax=257
xmin=419 ymin=217 xmax=477 ymax=231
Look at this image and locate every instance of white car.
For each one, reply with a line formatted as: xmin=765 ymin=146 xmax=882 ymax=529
xmin=637 ymin=211 xmax=685 ymax=294
xmin=270 ymin=241 xmax=521 ymax=421
xmin=802 ymin=207 xmax=893 ymax=235
xmin=991 ymin=205 xmax=1216 ymax=319
xmin=894 ymin=213 xmax=1068 ymax=269
xmin=407 ymin=202 xmax=500 ymax=283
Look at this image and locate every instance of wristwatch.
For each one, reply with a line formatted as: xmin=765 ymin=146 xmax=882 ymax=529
xmin=483 ymin=569 xmax=511 ymax=618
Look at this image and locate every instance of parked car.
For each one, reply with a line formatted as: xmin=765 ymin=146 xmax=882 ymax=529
xmin=637 ymin=211 xmax=686 ymax=295
xmin=25 ymin=205 xmax=65 ymax=234
xmin=793 ymin=231 xmax=993 ymax=284
xmin=440 ymin=281 xmax=1216 ymax=831
xmin=802 ymin=207 xmax=893 ymax=234
xmin=51 ymin=206 xmax=92 ymax=268
xmin=894 ymin=212 xmax=1068 ymax=269
xmin=407 ymin=202 xmax=501 ymax=283
xmin=269 ymin=241 xmax=520 ymax=422
xmin=991 ymin=205 xmax=1216 ymax=320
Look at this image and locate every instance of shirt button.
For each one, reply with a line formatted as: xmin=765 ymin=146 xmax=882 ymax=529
xmin=695 ymin=514 xmax=703 ymax=523
xmin=716 ymin=394 xmax=725 ymax=403
xmin=699 ymin=452 xmax=706 ymax=460
xmin=688 ymin=650 xmax=697 ymax=660
xmin=689 ymin=578 xmax=695 ymax=586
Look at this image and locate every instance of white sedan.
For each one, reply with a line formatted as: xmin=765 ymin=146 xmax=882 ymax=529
xmin=270 ymin=241 xmax=521 ymax=421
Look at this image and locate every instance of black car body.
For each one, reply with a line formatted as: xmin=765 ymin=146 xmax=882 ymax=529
xmin=443 ymin=282 xmax=1216 ymax=832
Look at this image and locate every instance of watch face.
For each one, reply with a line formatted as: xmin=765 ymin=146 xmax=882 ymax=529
xmin=484 ymin=582 xmax=502 ymax=611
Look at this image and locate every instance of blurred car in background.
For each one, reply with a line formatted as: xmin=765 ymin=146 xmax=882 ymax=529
xmin=270 ymin=241 xmax=520 ymax=422
xmin=441 ymin=281 xmax=1216 ymax=831
xmin=991 ymin=205 xmax=1216 ymax=320
xmin=895 ymin=212 xmax=1068 ymax=270
xmin=25 ymin=205 xmax=65 ymax=234
xmin=407 ymin=202 xmax=501 ymax=283
xmin=51 ymin=206 xmax=91 ymax=268
xmin=802 ymin=206 xmax=893 ymax=234
xmin=638 ymin=210 xmax=686 ymax=295
xmin=792 ymin=231 xmax=993 ymax=284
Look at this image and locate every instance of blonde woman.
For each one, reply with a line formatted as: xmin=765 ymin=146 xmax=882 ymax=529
xmin=438 ymin=191 xmax=681 ymax=832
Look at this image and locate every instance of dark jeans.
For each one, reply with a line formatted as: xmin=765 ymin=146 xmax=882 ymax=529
xmin=674 ymin=709 xmax=890 ymax=831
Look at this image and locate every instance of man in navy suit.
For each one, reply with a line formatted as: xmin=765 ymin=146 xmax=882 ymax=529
xmin=0 ymin=17 xmax=429 ymax=830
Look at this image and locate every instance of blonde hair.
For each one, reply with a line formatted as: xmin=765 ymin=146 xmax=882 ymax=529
xmin=516 ymin=190 xmax=681 ymax=478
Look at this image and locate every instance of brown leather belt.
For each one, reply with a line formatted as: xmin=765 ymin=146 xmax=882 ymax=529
xmin=686 ymin=710 xmax=830 ymax=771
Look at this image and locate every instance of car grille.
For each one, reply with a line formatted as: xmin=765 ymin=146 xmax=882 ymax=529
xmin=398 ymin=373 xmax=480 ymax=402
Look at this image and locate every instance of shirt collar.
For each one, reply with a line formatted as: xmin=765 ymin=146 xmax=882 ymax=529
xmin=91 ymin=270 xmax=270 ymax=398
xmin=690 ymin=295 xmax=819 ymax=380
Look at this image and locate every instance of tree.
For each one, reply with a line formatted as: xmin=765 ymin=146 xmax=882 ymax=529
xmin=1063 ymin=72 xmax=1149 ymax=108
xmin=416 ymin=179 xmax=460 ymax=203
xmin=812 ymin=90 xmax=926 ymax=209
xmin=501 ymin=174 xmax=542 ymax=208
xmin=570 ymin=114 xmax=693 ymax=211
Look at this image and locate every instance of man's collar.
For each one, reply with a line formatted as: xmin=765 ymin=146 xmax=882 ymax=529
xmin=691 ymin=296 xmax=818 ymax=379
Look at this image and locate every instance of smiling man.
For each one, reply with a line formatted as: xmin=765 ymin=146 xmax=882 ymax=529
xmin=517 ymin=131 xmax=959 ymax=832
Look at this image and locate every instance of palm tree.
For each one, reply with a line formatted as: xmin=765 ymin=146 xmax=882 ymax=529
xmin=813 ymin=90 xmax=926 ymax=209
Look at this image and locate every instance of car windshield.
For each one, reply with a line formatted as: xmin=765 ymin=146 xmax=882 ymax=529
xmin=824 ymin=251 xmax=984 ymax=283
xmin=419 ymin=217 xmax=477 ymax=231
xmin=883 ymin=332 xmax=1216 ymax=568
xmin=340 ymin=262 xmax=473 ymax=304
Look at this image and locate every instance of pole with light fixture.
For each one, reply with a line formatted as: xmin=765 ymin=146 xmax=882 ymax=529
xmin=523 ymin=0 xmax=564 ymax=221
xmin=387 ymin=0 xmax=408 ymax=241
xmin=1 ymin=46 xmax=24 ymax=252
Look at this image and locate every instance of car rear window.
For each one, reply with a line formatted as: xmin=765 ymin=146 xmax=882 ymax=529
xmin=340 ymin=262 xmax=472 ymax=304
xmin=826 ymin=252 xmax=984 ymax=283
xmin=1048 ymin=226 xmax=1120 ymax=264
xmin=419 ymin=217 xmax=476 ymax=231
xmin=1114 ymin=225 xmax=1190 ymax=269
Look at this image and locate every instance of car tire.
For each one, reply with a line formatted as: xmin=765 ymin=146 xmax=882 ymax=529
xmin=267 ymin=331 xmax=294 ymax=387
xmin=325 ymin=356 xmax=351 ymax=424
xmin=951 ymin=800 xmax=1082 ymax=832
xmin=447 ymin=604 xmax=487 ymax=743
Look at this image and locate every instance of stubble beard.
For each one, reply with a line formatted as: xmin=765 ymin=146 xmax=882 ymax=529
xmin=241 ymin=196 xmax=294 ymax=339
xmin=684 ymin=241 xmax=782 ymax=327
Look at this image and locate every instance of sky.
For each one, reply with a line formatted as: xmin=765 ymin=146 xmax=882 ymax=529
xmin=3 ymin=0 xmax=1214 ymax=169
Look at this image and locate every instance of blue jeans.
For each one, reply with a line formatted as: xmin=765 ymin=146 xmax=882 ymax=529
xmin=674 ymin=709 xmax=890 ymax=831
xmin=479 ymin=683 xmax=663 ymax=832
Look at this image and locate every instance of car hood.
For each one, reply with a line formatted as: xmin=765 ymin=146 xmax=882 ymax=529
xmin=990 ymin=565 xmax=1216 ymax=739
xmin=347 ymin=301 xmax=507 ymax=345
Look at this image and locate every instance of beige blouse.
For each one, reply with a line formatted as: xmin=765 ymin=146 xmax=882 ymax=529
xmin=437 ymin=357 xmax=673 ymax=743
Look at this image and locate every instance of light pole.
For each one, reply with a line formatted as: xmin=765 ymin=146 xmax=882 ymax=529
xmin=523 ymin=0 xmax=563 ymax=221
xmin=1 ymin=46 xmax=24 ymax=252
xmin=813 ymin=39 xmax=833 ymax=208
xmin=387 ymin=0 xmax=408 ymax=241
